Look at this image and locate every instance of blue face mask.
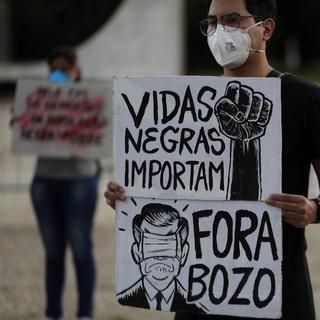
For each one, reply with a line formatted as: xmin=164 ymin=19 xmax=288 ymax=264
xmin=48 ymin=69 xmax=71 ymax=83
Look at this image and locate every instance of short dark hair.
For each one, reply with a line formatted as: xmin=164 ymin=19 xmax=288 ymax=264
xmin=47 ymin=46 xmax=77 ymax=67
xmin=205 ymin=0 xmax=277 ymax=19
xmin=132 ymin=203 xmax=189 ymax=245
xmin=244 ymin=0 xmax=277 ymax=20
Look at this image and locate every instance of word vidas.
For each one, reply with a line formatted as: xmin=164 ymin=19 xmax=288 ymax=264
xmin=121 ymin=85 xmax=217 ymax=128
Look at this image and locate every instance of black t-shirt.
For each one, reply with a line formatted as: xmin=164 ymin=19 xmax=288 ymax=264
xmin=175 ymin=71 xmax=320 ymax=320
xmin=277 ymin=71 xmax=320 ymax=320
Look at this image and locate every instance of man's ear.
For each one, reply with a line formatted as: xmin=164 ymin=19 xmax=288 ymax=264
xmin=180 ymin=243 xmax=190 ymax=267
xmin=131 ymin=243 xmax=141 ymax=264
xmin=262 ymin=18 xmax=275 ymax=41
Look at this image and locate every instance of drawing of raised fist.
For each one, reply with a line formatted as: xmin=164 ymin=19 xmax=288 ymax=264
xmin=214 ymin=81 xmax=274 ymax=200
xmin=214 ymin=81 xmax=272 ymax=141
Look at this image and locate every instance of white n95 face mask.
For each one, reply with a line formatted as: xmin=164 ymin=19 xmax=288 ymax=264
xmin=208 ymin=22 xmax=264 ymax=70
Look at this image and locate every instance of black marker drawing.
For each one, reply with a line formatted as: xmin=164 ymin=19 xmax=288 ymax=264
xmin=214 ymin=81 xmax=273 ymax=200
xmin=117 ymin=203 xmax=204 ymax=313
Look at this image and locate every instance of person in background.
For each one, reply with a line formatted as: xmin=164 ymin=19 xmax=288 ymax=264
xmin=104 ymin=0 xmax=320 ymax=319
xmin=30 ymin=47 xmax=98 ymax=320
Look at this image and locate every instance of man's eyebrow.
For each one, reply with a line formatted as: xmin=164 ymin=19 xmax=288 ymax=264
xmin=208 ymin=12 xmax=240 ymax=18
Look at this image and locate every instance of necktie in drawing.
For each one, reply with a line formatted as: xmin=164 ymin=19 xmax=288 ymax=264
xmin=155 ymin=291 xmax=162 ymax=310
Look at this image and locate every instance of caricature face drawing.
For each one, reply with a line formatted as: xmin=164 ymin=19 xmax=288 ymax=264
xmin=131 ymin=204 xmax=189 ymax=292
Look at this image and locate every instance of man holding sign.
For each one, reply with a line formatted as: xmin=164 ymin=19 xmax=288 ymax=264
xmin=106 ymin=0 xmax=320 ymax=319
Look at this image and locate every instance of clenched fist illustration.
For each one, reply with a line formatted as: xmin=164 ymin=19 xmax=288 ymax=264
xmin=215 ymin=81 xmax=274 ymax=200
xmin=214 ymin=81 xmax=272 ymax=141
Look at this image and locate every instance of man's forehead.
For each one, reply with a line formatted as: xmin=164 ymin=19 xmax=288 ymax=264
xmin=209 ymin=0 xmax=248 ymax=16
xmin=140 ymin=220 xmax=179 ymax=235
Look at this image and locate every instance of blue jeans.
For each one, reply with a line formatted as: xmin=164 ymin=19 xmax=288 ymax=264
xmin=31 ymin=176 xmax=98 ymax=319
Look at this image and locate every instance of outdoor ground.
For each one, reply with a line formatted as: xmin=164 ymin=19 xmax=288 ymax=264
xmin=1 ymin=102 xmax=319 ymax=320
xmin=0 ymin=189 xmax=172 ymax=320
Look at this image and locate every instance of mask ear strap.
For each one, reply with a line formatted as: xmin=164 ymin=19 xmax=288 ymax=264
xmin=250 ymin=48 xmax=265 ymax=53
xmin=245 ymin=21 xmax=266 ymax=53
xmin=242 ymin=20 xmax=264 ymax=33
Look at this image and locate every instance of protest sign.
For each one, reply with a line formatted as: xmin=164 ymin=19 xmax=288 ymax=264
xmin=113 ymin=76 xmax=282 ymax=201
xmin=12 ymin=79 xmax=112 ymax=158
xmin=113 ymin=76 xmax=283 ymax=318
xmin=116 ymin=198 xmax=282 ymax=318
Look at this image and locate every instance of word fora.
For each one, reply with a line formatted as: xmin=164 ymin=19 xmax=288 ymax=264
xmin=193 ymin=209 xmax=278 ymax=261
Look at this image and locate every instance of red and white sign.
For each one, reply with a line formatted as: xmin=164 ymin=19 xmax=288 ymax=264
xmin=12 ymin=79 xmax=112 ymax=158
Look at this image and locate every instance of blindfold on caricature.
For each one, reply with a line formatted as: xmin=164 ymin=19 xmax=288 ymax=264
xmin=138 ymin=230 xmax=182 ymax=260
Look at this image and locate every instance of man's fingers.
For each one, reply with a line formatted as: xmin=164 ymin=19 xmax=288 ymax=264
xmin=105 ymin=181 xmax=126 ymax=202
xmin=105 ymin=189 xmax=126 ymax=201
xmin=267 ymin=193 xmax=305 ymax=203
xmin=248 ymin=93 xmax=264 ymax=122
xmin=107 ymin=181 xmax=125 ymax=193
xmin=282 ymin=210 xmax=301 ymax=220
xmin=266 ymin=193 xmax=305 ymax=212
xmin=265 ymin=199 xmax=301 ymax=211
xmin=257 ymin=98 xmax=272 ymax=126
xmin=283 ymin=211 xmax=308 ymax=228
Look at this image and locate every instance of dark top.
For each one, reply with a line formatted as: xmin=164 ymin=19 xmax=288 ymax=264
xmin=176 ymin=71 xmax=320 ymax=320
xmin=277 ymin=71 xmax=320 ymax=320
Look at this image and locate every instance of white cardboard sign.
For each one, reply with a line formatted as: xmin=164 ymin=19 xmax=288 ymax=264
xmin=114 ymin=76 xmax=282 ymax=201
xmin=12 ymin=79 xmax=113 ymax=158
xmin=114 ymin=76 xmax=283 ymax=318
xmin=116 ymin=198 xmax=282 ymax=318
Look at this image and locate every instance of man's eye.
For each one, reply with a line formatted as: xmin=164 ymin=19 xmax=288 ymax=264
xmin=223 ymin=15 xmax=239 ymax=26
xmin=207 ymin=19 xmax=217 ymax=32
xmin=208 ymin=19 xmax=216 ymax=27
